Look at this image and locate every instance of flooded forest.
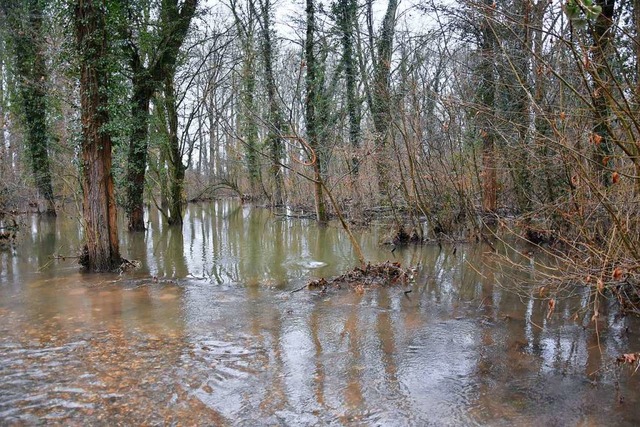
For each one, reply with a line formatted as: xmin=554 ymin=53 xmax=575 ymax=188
xmin=2 ymin=0 xmax=640 ymax=424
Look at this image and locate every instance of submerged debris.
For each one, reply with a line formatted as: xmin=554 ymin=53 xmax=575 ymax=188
xmin=303 ymin=261 xmax=416 ymax=293
xmin=382 ymin=226 xmax=423 ymax=247
xmin=617 ymin=352 xmax=640 ymax=375
xmin=0 ymin=230 xmax=16 ymax=249
xmin=0 ymin=216 xmax=19 ymax=250
xmin=119 ymin=258 xmax=141 ymax=274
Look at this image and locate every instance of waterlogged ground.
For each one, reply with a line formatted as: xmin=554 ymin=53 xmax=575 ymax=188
xmin=1 ymin=200 xmax=640 ymax=425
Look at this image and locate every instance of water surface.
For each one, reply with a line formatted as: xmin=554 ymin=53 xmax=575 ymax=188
xmin=1 ymin=200 xmax=639 ymax=425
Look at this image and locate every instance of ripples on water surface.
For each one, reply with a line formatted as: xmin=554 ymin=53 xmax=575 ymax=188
xmin=1 ymin=200 xmax=640 ymax=425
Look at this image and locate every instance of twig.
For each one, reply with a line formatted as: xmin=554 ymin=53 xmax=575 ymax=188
xmin=290 ymin=284 xmax=309 ymax=293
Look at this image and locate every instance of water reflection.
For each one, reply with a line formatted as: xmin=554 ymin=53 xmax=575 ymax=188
xmin=1 ymin=199 xmax=640 ymax=424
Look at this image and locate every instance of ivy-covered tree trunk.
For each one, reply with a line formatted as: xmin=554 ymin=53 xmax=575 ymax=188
xmin=479 ymin=0 xmax=497 ymax=213
xmin=590 ymin=0 xmax=615 ymax=186
xmin=123 ymin=0 xmax=197 ymax=231
xmin=335 ymin=0 xmax=361 ymax=176
xmin=164 ymin=75 xmax=186 ymax=226
xmin=125 ymin=64 xmax=153 ymax=230
xmin=305 ymin=0 xmax=328 ymax=223
xmin=634 ymin=0 xmax=640 ymax=194
xmin=239 ymin=40 xmax=260 ymax=197
xmin=510 ymin=0 xmax=533 ymax=213
xmin=256 ymin=0 xmax=285 ymax=206
xmin=0 ymin=40 xmax=5 ymax=188
xmin=230 ymin=0 xmax=260 ymax=196
xmin=2 ymin=0 xmax=56 ymax=215
xmin=371 ymin=0 xmax=398 ymax=195
xmin=74 ymin=0 xmax=121 ymax=272
xmin=635 ymin=0 xmax=640 ymax=107
xmin=240 ymin=42 xmax=260 ymax=195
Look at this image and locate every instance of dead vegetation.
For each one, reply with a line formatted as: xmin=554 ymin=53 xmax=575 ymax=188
xmin=297 ymin=261 xmax=417 ymax=294
xmin=617 ymin=352 xmax=640 ymax=376
xmin=0 ymin=215 xmax=19 ymax=250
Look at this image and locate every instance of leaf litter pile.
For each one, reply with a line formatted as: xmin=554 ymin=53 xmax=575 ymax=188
xmin=298 ymin=261 xmax=416 ymax=294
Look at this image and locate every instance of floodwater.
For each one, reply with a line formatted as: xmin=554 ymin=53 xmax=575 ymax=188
xmin=1 ymin=200 xmax=640 ymax=426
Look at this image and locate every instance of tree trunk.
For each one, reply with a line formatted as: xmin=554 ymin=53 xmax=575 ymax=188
xmin=256 ymin=0 xmax=285 ymax=206
xmin=241 ymin=46 xmax=260 ymax=195
xmin=305 ymin=0 xmax=328 ymax=223
xmin=532 ymin=0 xmax=554 ymax=202
xmin=511 ymin=0 xmax=533 ymax=213
xmin=165 ymin=76 xmax=185 ymax=226
xmin=634 ymin=0 xmax=640 ymax=195
xmin=371 ymin=0 xmax=399 ymax=195
xmin=207 ymin=83 xmax=220 ymax=177
xmin=0 ymin=36 xmax=5 ymax=190
xmin=634 ymin=0 xmax=640 ymax=108
xmin=74 ymin=0 xmax=121 ymax=272
xmin=591 ymin=0 xmax=615 ymax=186
xmin=336 ymin=0 xmax=361 ymax=176
xmin=230 ymin=2 xmax=261 ymax=197
xmin=123 ymin=0 xmax=198 ymax=230
xmin=3 ymin=0 xmax=56 ymax=215
xmin=479 ymin=0 xmax=497 ymax=213
xmin=125 ymin=69 xmax=153 ymax=230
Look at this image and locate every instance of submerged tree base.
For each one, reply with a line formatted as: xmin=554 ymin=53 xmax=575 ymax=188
xmin=300 ymin=261 xmax=416 ymax=294
xmin=78 ymin=246 xmax=139 ymax=274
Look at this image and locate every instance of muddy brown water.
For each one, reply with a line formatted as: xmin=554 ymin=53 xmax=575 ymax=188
xmin=1 ymin=200 xmax=640 ymax=426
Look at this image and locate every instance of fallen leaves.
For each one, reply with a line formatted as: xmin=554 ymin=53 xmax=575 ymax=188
xmin=591 ymin=133 xmax=603 ymax=146
xmin=613 ymin=267 xmax=624 ymax=281
xmin=612 ymin=171 xmax=620 ymax=184
xmin=619 ymin=353 xmax=638 ymax=364
xmin=305 ymin=261 xmax=415 ymax=294
xmin=617 ymin=353 xmax=640 ymax=374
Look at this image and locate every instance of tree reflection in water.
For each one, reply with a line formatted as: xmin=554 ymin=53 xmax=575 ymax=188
xmin=1 ymin=199 xmax=640 ymax=424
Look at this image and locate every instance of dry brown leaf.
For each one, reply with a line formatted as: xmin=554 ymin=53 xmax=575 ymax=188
xmin=613 ymin=267 xmax=623 ymax=281
xmin=547 ymin=298 xmax=556 ymax=319
xmin=612 ymin=171 xmax=620 ymax=184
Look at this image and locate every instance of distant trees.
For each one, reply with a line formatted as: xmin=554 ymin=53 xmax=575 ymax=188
xmin=2 ymin=0 xmax=640 ymax=292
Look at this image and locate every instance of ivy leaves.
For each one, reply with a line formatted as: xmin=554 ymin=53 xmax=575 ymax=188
xmin=564 ymin=0 xmax=603 ymax=28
